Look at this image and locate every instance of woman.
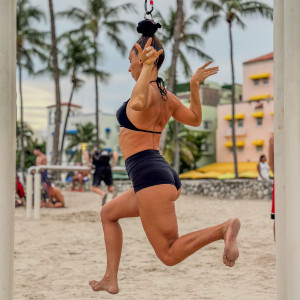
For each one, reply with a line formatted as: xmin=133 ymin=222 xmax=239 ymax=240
xmin=257 ymin=154 xmax=272 ymax=182
xmin=89 ymin=20 xmax=240 ymax=294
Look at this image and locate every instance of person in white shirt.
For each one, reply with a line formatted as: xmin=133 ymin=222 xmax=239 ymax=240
xmin=257 ymin=154 xmax=272 ymax=181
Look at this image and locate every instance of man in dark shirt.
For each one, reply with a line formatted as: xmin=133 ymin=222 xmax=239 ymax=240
xmin=89 ymin=149 xmax=118 ymax=206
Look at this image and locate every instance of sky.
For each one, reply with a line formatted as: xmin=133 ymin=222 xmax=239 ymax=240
xmin=18 ymin=0 xmax=273 ymax=135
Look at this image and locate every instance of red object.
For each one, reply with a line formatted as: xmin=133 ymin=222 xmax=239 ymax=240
xmin=271 ymin=181 xmax=275 ymax=218
xmin=150 ymin=0 xmax=153 ymax=5
xmin=16 ymin=177 xmax=25 ymax=198
xmin=78 ymin=188 xmax=83 ymax=192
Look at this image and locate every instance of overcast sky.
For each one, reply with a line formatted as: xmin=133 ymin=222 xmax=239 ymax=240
xmin=18 ymin=0 xmax=273 ymax=133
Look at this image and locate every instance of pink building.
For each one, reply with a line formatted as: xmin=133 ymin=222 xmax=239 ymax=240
xmin=217 ymin=53 xmax=274 ymax=163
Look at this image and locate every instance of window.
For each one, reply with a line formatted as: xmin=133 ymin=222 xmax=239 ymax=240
xmin=201 ymin=143 xmax=213 ymax=153
xmin=229 ymin=120 xmax=233 ymax=128
xmin=263 ymin=78 xmax=269 ymax=85
xmin=257 ymin=118 xmax=263 ymax=126
xmin=203 ymin=120 xmax=212 ymax=130
xmin=256 ymin=145 xmax=263 ymax=152
xmin=238 ymin=147 xmax=244 ymax=153
xmin=254 ymin=79 xmax=259 ymax=86
xmin=237 ymin=119 xmax=243 ymax=128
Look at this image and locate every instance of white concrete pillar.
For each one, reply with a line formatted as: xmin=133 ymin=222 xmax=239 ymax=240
xmin=283 ymin=0 xmax=300 ymax=298
xmin=26 ymin=174 xmax=33 ymax=219
xmin=0 ymin=0 xmax=16 ymax=298
xmin=274 ymin=0 xmax=286 ymax=298
xmin=34 ymin=172 xmax=41 ymax=219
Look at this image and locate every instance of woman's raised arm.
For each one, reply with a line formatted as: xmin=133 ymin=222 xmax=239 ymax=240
xmin=172 ymin=61 xmax=219 ymax=126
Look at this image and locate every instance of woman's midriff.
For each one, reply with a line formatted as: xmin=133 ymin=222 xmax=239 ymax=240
xmin=119 ymin=127 xmax=161 ymax=160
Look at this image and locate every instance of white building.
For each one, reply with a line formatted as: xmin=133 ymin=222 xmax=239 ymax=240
xmin=46 ymin=103 xmax=120 ymax=164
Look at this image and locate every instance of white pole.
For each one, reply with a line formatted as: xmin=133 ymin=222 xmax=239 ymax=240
xmin=283 ymin=0 xmax=300 ymax=298
xmin=274 ymin=0 xmax=286 ymax=298
xmin=0 ymin=0 xmax=16 ymax=298
xmin=26 ymin=173 xmax=33 ymax=219
xmin=34 ymin=172 xmax=41 ymax=220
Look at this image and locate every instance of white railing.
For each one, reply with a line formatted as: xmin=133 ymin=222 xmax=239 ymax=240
xmin=26 ymin=165 xmax=125 ymax=220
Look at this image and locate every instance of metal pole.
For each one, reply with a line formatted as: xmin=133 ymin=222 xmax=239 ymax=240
xmin=274 ymin=0 xmax=286 ymax=298
xmin=283 ymin=0 xmax=300 ymax=298
xmin=26 ymin=173 xmax=33 ymax=219
xmin=34 ymin=172 xmax=41 ymax=220
xmin=0 ymin=0 xmax=16 ymax=298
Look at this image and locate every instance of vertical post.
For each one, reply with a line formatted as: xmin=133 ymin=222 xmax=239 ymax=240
xmin=0 ymin=0 xmax=16 ymax=298
xmin=26 ymin=173 xmax=33 ymax=219
xmin=34 ymin=172 xmax=41 ymax=219
xmin=274 ymin=0 xmax=286 ymax=299
xmin=283 ymin=0 xmax=300 ymax=298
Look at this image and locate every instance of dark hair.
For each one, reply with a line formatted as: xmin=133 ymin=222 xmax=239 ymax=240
xmin=260 ymin=155 xmax=266 ymax=162
xmin=132 ymin=19 xmax=165 ymax=70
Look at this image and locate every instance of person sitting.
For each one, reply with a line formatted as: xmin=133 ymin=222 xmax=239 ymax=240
xmin=71 ymin=168 xmax=90 ymax=192
xmin=41 ymin=185 xmax=65 ymax=208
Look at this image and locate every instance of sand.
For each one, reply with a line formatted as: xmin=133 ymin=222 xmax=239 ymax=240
xmin=14 ymin=190 xmax=276 ymax=300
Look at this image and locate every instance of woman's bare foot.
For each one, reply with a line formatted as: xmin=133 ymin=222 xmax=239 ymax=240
xmin=89 ymin=277 xmax=119 ymax=294
xmin=222 ymin=218 xmax=241 ymax=267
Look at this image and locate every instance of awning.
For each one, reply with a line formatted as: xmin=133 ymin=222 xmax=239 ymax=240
xmin=223 ymin=113 xmax=245 ymax=120
xmin=249 ymin=94 xmax=272 ymax=101
xmin=251 ymin=111 xmax=264 ymax=118
xmin=224 ymin=141 xmax=245 ymax=147
xmin=251 ymin=139 xmax=264 ymax=146
xmin=249 ymin=73 xmax=270 ymax=80
xmin=270 ymin=111 xmax=274 ymax=116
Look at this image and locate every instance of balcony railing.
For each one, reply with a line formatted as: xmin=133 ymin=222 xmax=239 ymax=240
xmin=223 ymin=127 xmax=247 ymax=137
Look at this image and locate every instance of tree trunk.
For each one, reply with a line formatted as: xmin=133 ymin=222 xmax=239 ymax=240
xmin=228 ymin=22 xmax=238 ymax=178
xmin=94 ymin=70 xmax=100 ymax=150
xmin=48 ymin=0 xmax=61 ymax=165
xmin=59 ymin=82 xmax=75 ymax=164
xmin=94 ymin=37 xmax=100 ymax=150
xmin=18 ymin=61 xmax=25 ymax=182
xmin=159 ymin=0 xmax=183 ymax=174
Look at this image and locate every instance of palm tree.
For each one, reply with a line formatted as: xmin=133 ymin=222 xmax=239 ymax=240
xmin=16 ymin=0 xmax=46 ymax=179
xmin=58 ymin=0 xmax=136 ymax=149
xmin=48 ymin=0 xmax=62 ymax=165
xmin=164 ymin=120 xmax=207 ymax=173
xmin=155 ymin=3 xmax=211 ymax=172
xmin=65 ymin=122 xmax=103 ymax=163
xmin=16 ymin=120 xmax=34 ymax=151
xmin=193 ymin=0 xmax=273 ymax=177
xmin=58 ymin=34 xmax=94 ymax=164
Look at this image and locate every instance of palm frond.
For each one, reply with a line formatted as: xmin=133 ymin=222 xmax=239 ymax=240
xmin=202 ymin=14 xmax=221 ymax=32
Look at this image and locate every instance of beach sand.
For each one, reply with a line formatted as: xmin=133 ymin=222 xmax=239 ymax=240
xmin=14 ymin=190 xmax=275 ymax=300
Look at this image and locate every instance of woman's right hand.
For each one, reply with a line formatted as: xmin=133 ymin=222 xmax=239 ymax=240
xmin=191 ymin=61 xmax=219 ymax=85
xmin=134 ymin=37 xmax=163 ymax=66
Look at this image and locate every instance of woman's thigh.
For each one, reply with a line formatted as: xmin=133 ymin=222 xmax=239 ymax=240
xmin=101 ymin=188 xmax=139 ymax=221
xmin=135 ymin=184 xmax=179 ymax=254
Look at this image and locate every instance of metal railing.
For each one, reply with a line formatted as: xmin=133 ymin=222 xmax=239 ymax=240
xmin=26 ymin=165 xmax=125 ymax=220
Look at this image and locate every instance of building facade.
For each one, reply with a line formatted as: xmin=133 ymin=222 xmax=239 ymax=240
xmin=177 ymin=82 xmax=220 ymax=168
xmin=46 ymin=103 xmax=120 ymax=164
xmin=217 ymin=53 xmax=274 ymax=163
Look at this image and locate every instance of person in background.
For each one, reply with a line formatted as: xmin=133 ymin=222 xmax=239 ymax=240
xmin=257 ymin=154 xmax=272 ymax=182
xmin=268 ymin=135 xmax=275 ymax=240
xmin=33 ymin=147 xmax=50 ymax=201
xmin=16 ymin=175 xmax=26 ymax=206
xmin=41 ymin=185 xmax=65 ymax=208
xmin=85 ymin=148 xmax=118 ymax=206
xmin=71 ymin=163 xmax=90 ymax=192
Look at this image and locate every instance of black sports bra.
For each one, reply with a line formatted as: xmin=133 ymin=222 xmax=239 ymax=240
xmin=116 ymin=77 xmax=168 ymax=134
xmin=116 ymin=100 xmax=162 ymax=134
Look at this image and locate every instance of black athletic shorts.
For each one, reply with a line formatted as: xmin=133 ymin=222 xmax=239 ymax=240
xmin=92 ymin=165 xmax=113 ymax=187
xmin=125 ymin=149 xmax=182 ymax=193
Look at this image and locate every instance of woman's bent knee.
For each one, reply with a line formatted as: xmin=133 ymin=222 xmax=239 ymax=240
xmin=158 ymin=252 xmax=178 ymax=267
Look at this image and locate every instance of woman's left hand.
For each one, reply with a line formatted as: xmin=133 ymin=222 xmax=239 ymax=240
xmin=134 ymin=38 xmax=163 ymax=65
